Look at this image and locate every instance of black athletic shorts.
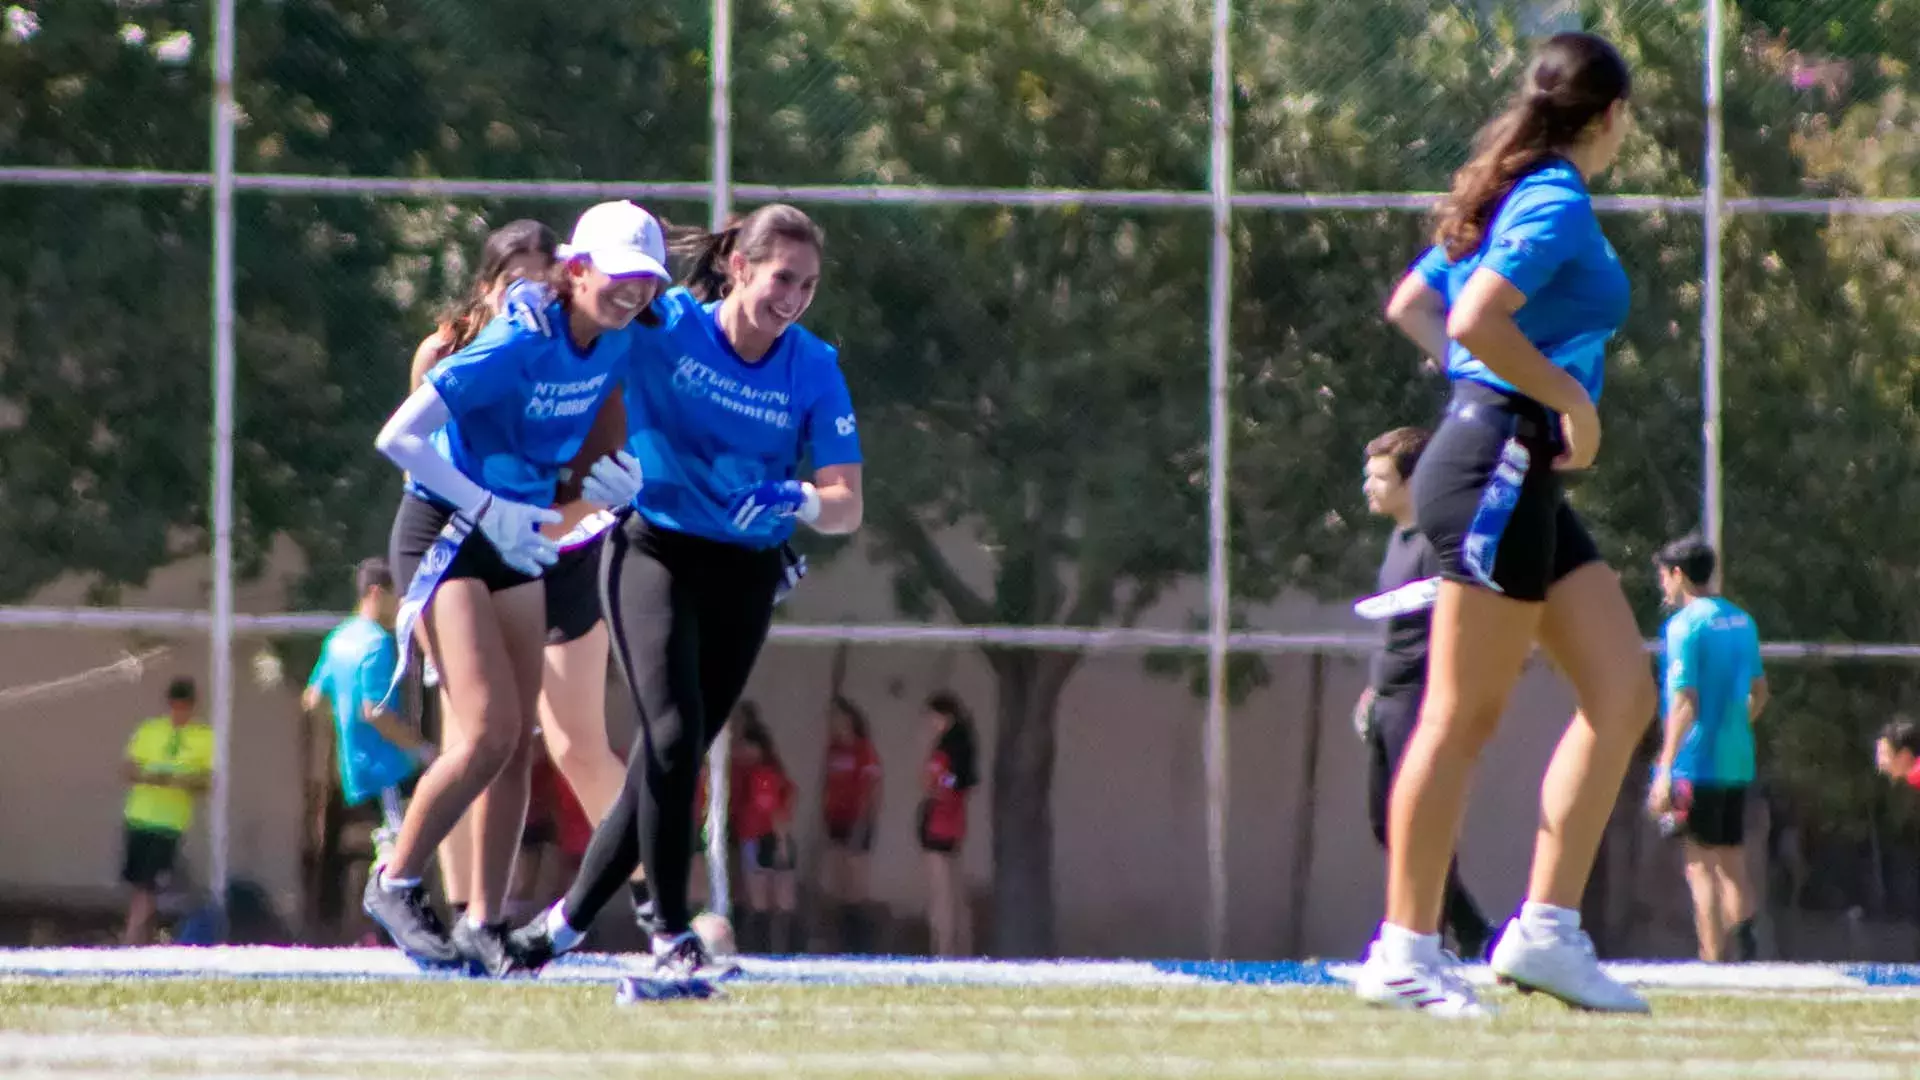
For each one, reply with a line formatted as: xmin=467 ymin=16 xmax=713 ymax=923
xmin=916 ymin=803 xmax=961 ymax=855
xmin=389 ymin=491 xmax=540 ymax=597
xmin=1679 ymin=782 xmax=1747 ymax=848
xmin=1412 ymin=381 xmax=1601 ymax=604
xmin=827 ymin=818 xmax=876 ymax=853
xmin=742 ymin=835 xmax=796 ymax=872
xmin=544 ymin=537 xmax=606 ymax=646
xmin=122 ymin=824 xmax=180 ymax=888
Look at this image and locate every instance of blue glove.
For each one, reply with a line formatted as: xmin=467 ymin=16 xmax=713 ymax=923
xmin=726 ymin=481 xmax=820 ymax=534
xmin=503 ymin=277 xmax=557 ymax=338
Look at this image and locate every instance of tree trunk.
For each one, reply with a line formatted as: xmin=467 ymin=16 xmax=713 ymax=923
xmin=987 ymin=648 xmax=1078 ymax=957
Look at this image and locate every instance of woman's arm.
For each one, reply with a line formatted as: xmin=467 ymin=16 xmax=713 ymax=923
xmin=1446 ymin=272 xmax=1592 ymax=416
xmin=1385 ymin=274 xmax=1451 ymax=363
xmin=807 ymin=463 xmax=863 ymax=534
xmin=374 ymin=383 xmax=491 ymax=516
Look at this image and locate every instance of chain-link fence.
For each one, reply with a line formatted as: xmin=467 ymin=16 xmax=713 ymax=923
xmin=3 ymin=0 xmax=1920 ymax=961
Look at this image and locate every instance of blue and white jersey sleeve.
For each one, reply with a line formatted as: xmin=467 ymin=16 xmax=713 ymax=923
xmin=1479 ymin=184 xmax=1592 ymax=299
xmin=424 ymin=318 xmax=523 ymax=416
xmin=804 ymin=355 xmax=862 ymax=468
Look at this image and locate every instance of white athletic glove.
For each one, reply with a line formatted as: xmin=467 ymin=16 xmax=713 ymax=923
xmin=580 ymin=450 xmax=645 ymax=508
xmin=503 ymin=277 xmax=557 ymax=338
xmin=466 ymin=494 xmax=563 ymax=576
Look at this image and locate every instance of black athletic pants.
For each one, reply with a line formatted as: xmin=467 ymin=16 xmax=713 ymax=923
xmin=562 ymin=513 xmax=784 ymax=936
xmin=1368 ymin=687 xmax=1493 ymax=953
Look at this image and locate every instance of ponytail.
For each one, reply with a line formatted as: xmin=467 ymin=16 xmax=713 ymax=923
xmin=434 ymin=298 xmax=494 ymax=355
xmin=1434 ymin=104 xmax=1556 ymax=261
xmin=670 ymin=205 xmax=824 ymax=301
xmin=675 ymin=221 xmax=743 ymax=302
xmin=1433 ymin=32 xmax=1632 ymax=260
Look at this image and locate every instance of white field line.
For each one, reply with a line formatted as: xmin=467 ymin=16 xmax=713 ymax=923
xmin=7 ymin=948 xmax=1920 ymax=998
xmin=0 ymin=1033 xmax=1909 ymax=1080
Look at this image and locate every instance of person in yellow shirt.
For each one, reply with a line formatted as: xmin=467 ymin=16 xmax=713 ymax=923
xmin=122 ymin=677 xmax=214 ymax=945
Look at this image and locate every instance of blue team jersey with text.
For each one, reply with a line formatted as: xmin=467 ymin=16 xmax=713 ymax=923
xmin=1411 ymin=158 xmax=1630 ymax=402
xmin=1662 ymin=595 xmax=1763 ymax=785
xmin=413 ymin=313 xmax=630 ymax=507
xmin=620 ymin=288 xmax=862 ymax=548
xmin=306 ymin=616 xmax=417 ymax=806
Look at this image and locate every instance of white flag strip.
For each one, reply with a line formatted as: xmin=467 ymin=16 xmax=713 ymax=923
xmin=1352 ymin=576 xmax=1440 ymax=621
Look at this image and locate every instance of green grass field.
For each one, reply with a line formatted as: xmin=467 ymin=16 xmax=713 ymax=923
xmin=3 ymin=978 xmax=1918 ymax=1079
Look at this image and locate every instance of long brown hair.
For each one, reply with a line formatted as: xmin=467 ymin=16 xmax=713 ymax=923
xmin=1435 ymin=32 xmax=1631 ymax=261
xmin=926 ymin=692 xmax=978 ymax=792
xmin=435 ymin=219 xmax=559 ymax=352
xmin=674 ymin=203 xmax=825 ymax=302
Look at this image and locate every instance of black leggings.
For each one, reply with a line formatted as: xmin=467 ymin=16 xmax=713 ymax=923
xmin=562 ymin=514 xmax=783 ymax=936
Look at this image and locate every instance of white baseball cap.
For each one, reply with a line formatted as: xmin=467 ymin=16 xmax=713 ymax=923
xmin=558 ymin=200 xmax=670 ymax=281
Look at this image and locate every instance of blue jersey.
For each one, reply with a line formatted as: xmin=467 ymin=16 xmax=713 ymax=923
xmin=1662 ymin=596 xmax=1763 ymax=785
xmin=306 ymin=616 xmax=418 ymax=806
xmin=414 ymin=313 xmax=630 ymax=507
xmin=621 ymin=287 xmax=862 ymax=548
xmin=1412 ymin=158 xmax=1629 ymax=402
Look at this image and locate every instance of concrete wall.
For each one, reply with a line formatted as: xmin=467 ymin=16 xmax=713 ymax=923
xmin=0 ymin=532 xmax=1693 ymax=959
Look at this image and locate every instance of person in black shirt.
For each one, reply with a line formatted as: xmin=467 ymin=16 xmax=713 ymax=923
xmin=1355 ymin=427 xmax=1493 ymax=960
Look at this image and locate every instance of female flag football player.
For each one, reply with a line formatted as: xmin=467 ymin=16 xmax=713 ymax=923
xmin=365 ymin=200 xmax=666 ymax=974
xmin=1355 ymin=31 xmax=1658 ymax=1017
xmin=405 ymin=219 xmax=555 ymax=933
xmin=508 ymin=203 xmax=864 ymax=984
xmin=410 ymin=222 xmax=652 ymax=944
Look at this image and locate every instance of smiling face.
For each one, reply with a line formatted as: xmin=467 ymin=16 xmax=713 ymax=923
xmin=566 ymin=257 xmax=665 ymax=332
xmin=727 ymin=236 xmax=821 ymax=340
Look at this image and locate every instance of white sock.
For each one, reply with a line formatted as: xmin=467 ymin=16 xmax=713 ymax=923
xmin=1377 ymin=921 xmax=1442 ymax=964
xmin=463 ymin=912 xmax=487 ymax=932
xmin=546 ymin=903 xmax=584 ymax=952
xmin=1520 ymin=901 xmax=1580 ymax=933
xmin=379 ymin=869 xmax=421 ymax=893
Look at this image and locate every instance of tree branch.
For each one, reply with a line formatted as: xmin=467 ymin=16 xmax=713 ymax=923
xmin=876 ymin=505 xmax=996 ymax=626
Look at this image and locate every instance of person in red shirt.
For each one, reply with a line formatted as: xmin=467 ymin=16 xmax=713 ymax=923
xmin=918 ymin=692 xmax=978 ymax=956
xmin=820 ymin=696 xmax=883 ymax=951
xmin=1873 ymin=718 xmax=1920 ymax=791
xmin=732 ymin=703 xmax=799 ymax=953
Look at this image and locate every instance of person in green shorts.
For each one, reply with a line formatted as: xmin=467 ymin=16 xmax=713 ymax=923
xmin=121 ymin=677 xmax=214 ymax=945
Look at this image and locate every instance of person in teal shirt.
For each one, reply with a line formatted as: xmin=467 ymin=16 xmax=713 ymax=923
xmin=1648 ymin=535 xmax=1769 ymax=963
xmin=303 ymin=559 xmax=433 ymax=866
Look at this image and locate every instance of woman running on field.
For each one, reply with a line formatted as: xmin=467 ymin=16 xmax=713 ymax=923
xmin=1355 ymin=31 xmax=1656 ymax=1017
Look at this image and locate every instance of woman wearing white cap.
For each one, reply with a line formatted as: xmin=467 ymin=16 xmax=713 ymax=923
xmin=363 ymin=200 xmax=668 ymax=976
xmin=506 ymin=203 xmax=864 ymax=985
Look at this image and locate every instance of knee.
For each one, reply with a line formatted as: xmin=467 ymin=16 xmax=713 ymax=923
xmin=546 ymin=727 xmax=613 ymax=780
xmin=1592 ymin=665 xmax=1659 ymax=741
xmin=464 ymin=718 xmax=527 ymax=776
xmin=1415 ymin=695 xmax=1505 ymax=758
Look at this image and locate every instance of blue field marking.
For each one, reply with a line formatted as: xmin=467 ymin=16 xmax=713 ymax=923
xmin=3 ymin=947 xmax=1920 ymax=994
xmin=1841 ymin=963 xmax=1920 ymax=988
xmin=1149 ymin=960 xmax=1347 ymax=987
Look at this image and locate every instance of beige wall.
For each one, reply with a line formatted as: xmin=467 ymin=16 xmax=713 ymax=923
xmin=0 ymin=533 xmax=1678 ymax=960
